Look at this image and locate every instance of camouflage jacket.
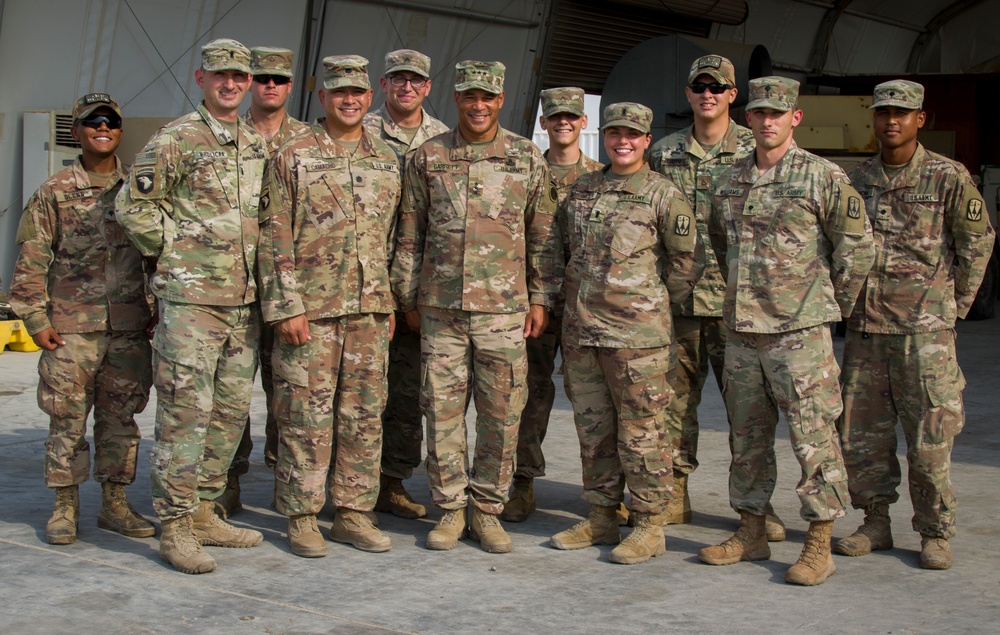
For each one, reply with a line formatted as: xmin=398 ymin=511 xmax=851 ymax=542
xmin=258 ymin=125 xmax=401 ymax=323
xmin=545 ymin=149 xmax=603 ymax=203
xmin=709 ymin=142 xmax=875 ymax=333
xmin=848 ymin=144 xmax=994 ymax=332
xmin=649 ymin=120 xmax=754 ymax=317
xmin=115 ymin=103 xmax=267 ymax=306
xmin=242 ymin=109 xmax=311 ymax=155
xmin=363 ymin=104 xmax=449 ymax=168
xmin=561 ymin=165 xmax=703 ymax=348
xmin=10 ymin=157 xmax=151 ymax=335
xmin=391 ymin=127 xmax=561 ymax=313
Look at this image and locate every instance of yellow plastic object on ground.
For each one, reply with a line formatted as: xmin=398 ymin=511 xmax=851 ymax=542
xmin=1 ymin=320 xmax=41 ymax=352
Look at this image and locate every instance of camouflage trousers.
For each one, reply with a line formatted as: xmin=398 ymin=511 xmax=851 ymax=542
xmin=839 ymin=329 xmax=963 ymax=539
xmin=664 ymin=314 xmax=726 ymax=475
xmin=562 ymin=342 xmax=675 ymax=514
xmin=38 ymin=330 xmax=151 ymax=487
xmin=723 ymin=325 xmax=849 ymax=522
xmin=272 ymin=313 xmax=389 ymax=516
xmin=230 ymin=321 xmax=278 ymax=476
xmin=150 ymin=301 xmax=259 ymax=520
xmin=516 ymin=313 xmax=562 ymax=479
xmin=421 ymin=307 xmax=527 ymax=515
xmin=380 ymin=315 xmax=423 ymax=480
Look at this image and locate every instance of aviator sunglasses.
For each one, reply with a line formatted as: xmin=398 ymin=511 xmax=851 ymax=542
xmin=78 ymin=113 xmax=123 ymax=129
xmin=689 ymin=82 xmax=734 ymax=94
xmin=254 ymin=74 xmax=292 ymax=85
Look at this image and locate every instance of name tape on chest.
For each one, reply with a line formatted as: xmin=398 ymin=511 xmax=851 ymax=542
xmin=306 ymin=161 xmax=338 ymax=171
xmin=429 ymin=163 xmax=462 ymax=172
xmin=56 ymin=190 xmax=92 ymax=203
xmin=718 ymin=187 xmax=745 ymax=197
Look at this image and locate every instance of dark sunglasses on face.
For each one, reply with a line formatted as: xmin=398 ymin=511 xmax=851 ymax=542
xmin=689 ymin=82 xmax=734 ymax=94
xmin=254 ymin=74 xmax=292 ymax=85
xmin=388 ymin=75 xmax=427 ymax=89
xmin=78 ymin=114 xmax=122 ymax=129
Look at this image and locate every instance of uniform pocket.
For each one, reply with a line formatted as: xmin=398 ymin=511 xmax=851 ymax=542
xmin=921 ymin=371 xmax=966 ymax=444
xmin=620 ymin=348 xmax=674 ymax=421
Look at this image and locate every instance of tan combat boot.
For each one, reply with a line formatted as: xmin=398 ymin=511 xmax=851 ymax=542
xmin=615 ymin=503 xmax=631 ymax=527
xmin=834 ymin=502 xmax=892 ymax=556
xmin=426 ymin=507 xmax=467 ymax=550
xmin=288 ymin=514 xmax=327 ymax=558
xmin=191 ymin=499 xmax=263 ymax=548
xmin=550 ymin=504 xmax=621 ymax=550
xmin=98 ymin=482 xmax=156 ymax=538
xmin=699 ymin=509 xmax=770 ymax=565
xmin=469 ymin=506 xmax=512 ymax=553
xmin=500 ymin=476 xmax=536 ymax=523
xmin=160 ymin=515 xmax=216 ymax=574
xmin=785 ymin=520 xmax=836 ymax=586
xmin=919 ymin=535 xmax=952 ymax=570
xmin=375 ymin=475 xmax=427 ymax=519
xmin=213 ymin=474 xmax=243 ymax=519
xmin=660 ymin=472 xmax=692 ymax=525
xmin=46 ymin=485 xmax=79 ymax=545
xmin=765 ymin=503 xmax=786 ymax=542
xmin=608 ymin=513 xmax=667 ymax=564
xmin=330 ymin=508 xmax=391 ymax=552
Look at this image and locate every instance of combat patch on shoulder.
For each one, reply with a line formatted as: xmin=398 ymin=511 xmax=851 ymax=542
xmin=130 ymin=165 xmax=161 ymax=199
xmin=548 ymin=183 xmax=558 ymax=204
xmin=834 ymin=180 xmax=867 ymax=236
xmin=133 ymin=151 xmax=158 ymax=166
xmin=258 ymin=168 xmax=286 ymax=222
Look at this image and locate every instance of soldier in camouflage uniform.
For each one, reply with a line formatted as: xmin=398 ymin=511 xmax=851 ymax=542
xmin=502 ymin=86 xmax=603 ymax=524
xmin=649 ymin=56 xmax=785 ymax=538
xmin=390 ymin=60 xmax=560 ymax=553
xmin=258 ymin=55 xmax=401 ymax=557
xmin=702 ymin=77 xmax=875 ymax=586
xmin=549 ymin=102 xmax=703 ymax=564
xmin=115 ymin=39 xmax=267 ymax=574
xmin=834 ymin=80 xmax=994 ymax=570
xmin=218 ymin=45 xmax=311 ymax=519
xmin=10 ymin=93 xmax=155 ymax=546
xmin=363 ymin=49 xmax=449 ymax=520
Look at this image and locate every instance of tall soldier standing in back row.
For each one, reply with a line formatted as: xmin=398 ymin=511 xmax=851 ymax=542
xmin=835 ymin=80 xmax=994 ymax=570
xmin=363 ymin=48 xmax=449 ymax=520
xmin=116 ymin=38 xmax=267 ymax=575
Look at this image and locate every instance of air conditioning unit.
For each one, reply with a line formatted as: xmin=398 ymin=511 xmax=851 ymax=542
xmin=22 ymin=110 xmax=79 ymax=205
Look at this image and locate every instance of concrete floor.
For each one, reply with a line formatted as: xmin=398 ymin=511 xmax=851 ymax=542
xmin=1 ymin=314 xmax=998 ymax=634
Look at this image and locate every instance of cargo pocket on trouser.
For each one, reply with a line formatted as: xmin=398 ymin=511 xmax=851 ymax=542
xmin=271 ymin=339 xmax=323 ymax=515
xmin=38 ymin=350 xmax=89 ymax=486
xmin=920 ymin=369 xmax=966 ymax=447
xmin=619 ymin=348 xmax=674 ymax=510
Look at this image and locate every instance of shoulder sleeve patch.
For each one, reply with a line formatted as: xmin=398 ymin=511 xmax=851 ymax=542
xmin=130 ymin=163 xmax=163 ymax=200
xmin=956 ymin=184 xmax=988 ymax=234
xmin=665 ymin=196 xmax=696 ymax=252
xmin=15 ymin=209 xmax=37 ymax=244
xmin=834 ymin=180 xmax=867 ymax=236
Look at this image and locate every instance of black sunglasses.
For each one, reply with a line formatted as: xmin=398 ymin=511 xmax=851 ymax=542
xmin=254 ymin=74 xmax=292 ymax=85
xmin=78 ymin=114 xmax=122 ymax=129
xmin=689 ymin=82 xmax=734 ymax=94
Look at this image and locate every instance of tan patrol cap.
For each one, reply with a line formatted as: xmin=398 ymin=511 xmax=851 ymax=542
xmin=73 ymin=93 xmax=122 ymax=121
xmin=540 ymin=87 xmax=585 ymax=118
xmin=688 ymin=55 xmax=736 ymax=85
xmin=454 ymin=60 xmax=505 ymax=94
xmin=384 ymin=49 xmax=431 ymax=78
xmin=201 ymin=38 xmax=252 ymax=73
xmin=322 ymin=55 xmax=371 ymax=90
xmin=251 ymin=47 xmax=294 ymax=78
xmin=746 ymin=76 xmax=799 ymax=112
xmin=870 ymin=80 xmax=924 ymax=110
xmin=602 ymin=102 xmax=653 ymax=134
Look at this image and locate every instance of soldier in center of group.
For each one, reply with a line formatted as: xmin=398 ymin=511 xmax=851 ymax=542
xmin=549 ymin=102 xmax=703 ymax=564
xmin=502 ymin=86 xmax=603 ymax=523
xmin=703 ymin=77 xmax=875 ymax=586
xmin=258 ymin=55 xmax=401 ymax=558
xmin=390 ymin=60 xmax=560 ymax=553
xmin=363 ymin=48 xmax=449 ymax=520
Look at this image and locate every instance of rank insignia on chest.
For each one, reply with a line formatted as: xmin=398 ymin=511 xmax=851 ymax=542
xmin=968 ymin=198 xmax=984 ymax=222
xmin=847 ymin=196 xmax=862 ymax=219
xmin=674 ymin=214 xmax=691 ymax=236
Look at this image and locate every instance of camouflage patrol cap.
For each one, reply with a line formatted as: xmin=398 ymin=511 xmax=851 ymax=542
xmin=454 ymin=60 xmax=505 ymax=94
xmin=384 ymin=49 xmax=431 ymax=78
xmin=72 ymin=93 xmax=122 ymax=121
xmin=251 ymin=47 xmax=294 ymax=78
xmin=201 ymin=38 xmax=252 ymax=73
xmin=870 ymin=80 xmax=924 ymax=110
xmin=746 ymin=76 xmax=799 ymax=112
xmin=322 ymin=55 xmax=371 ymax=90
xmin=602 ymin=102 xmax=653 ymax=134
xmin=540 ymin=87 xmax=585 ymax=117
xmin=688 ymin=54 xmax=736 ymax=85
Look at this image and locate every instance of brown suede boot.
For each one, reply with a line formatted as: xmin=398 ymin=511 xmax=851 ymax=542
xmin=500 ymin=476 xmax=536 ymax=523
xmin=375 ymin=475 xmax=427 ymax=519
xmin=785 ymin=520 xmax=837 ymax=586
xmin=699 ymin=509 xmax=770 ymax=565
xmin=550 ymin=504 xmax=621 ymax=550
xmin=98 ymin=482 xmax=156 ymax=538
xmin=764 ymin=502 xmax=786 ymax=542
xmin=660 ymin=472 xmax=692 ymax=525
xmin=46 ymin=485 xmax=79 ymax=545
xmin=608 ymin=513 xmax=667 ymax=564
xmin=469 ymin=506 xmax=512 ymax=553
xmin=213 ymin=474 xmax=243 ymax=519
xmin=330 ymin=508 xmax=391 ymax=552
xmin=288 ymin=514 xmax=327 ymax=558
xmin=191 ymin=500 xmax=263 ymax=548
xmin=615 ymin=503 xmax=631 ymax=527
xmin=426 ymin=507 xmax=467 ymax=551
xmin=160 ymin=515 xmax=216 ymax=574
xmin=834 ymin=503 xmax=893 ymax=556
xmin=919 ymin=535 xmax=953 ymax=570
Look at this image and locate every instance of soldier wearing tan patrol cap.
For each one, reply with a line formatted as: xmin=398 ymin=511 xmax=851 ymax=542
xmin=390 ymin=60 xmax=560 ymax=554
xmin=702 ymin=76 xmax=875 ymax=586
xmin=835 ymin=80 xmax=994 ymax=570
